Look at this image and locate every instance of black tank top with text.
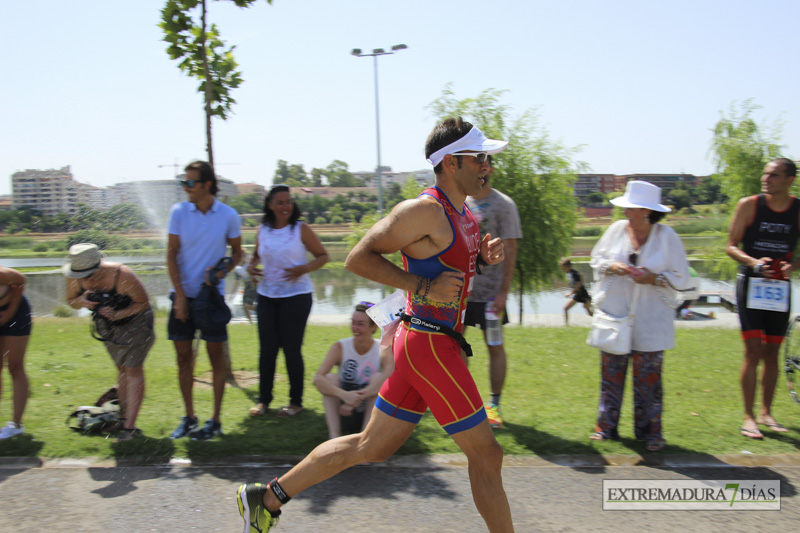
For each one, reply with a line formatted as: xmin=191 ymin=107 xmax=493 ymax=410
xmin=740 ymin=194 xmax=800 ymax=274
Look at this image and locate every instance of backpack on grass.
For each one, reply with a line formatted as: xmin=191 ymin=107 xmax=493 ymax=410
xmin=66 ymin=386 xmax=121 ymax=433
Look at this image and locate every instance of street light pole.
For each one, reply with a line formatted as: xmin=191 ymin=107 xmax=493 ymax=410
xmin=351 ymin=44 xmax=407 ymax=214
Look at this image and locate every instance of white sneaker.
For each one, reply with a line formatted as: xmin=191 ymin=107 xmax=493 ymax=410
xmin=0 ymin=421 xmax=23 ymax=439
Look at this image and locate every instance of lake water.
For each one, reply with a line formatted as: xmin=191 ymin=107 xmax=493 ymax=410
xmin=19 ymin=259 xmax=753 ymax=319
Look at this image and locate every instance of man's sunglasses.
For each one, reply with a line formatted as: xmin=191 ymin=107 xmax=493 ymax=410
xmin=180 ymin=179 xmax=204 ymax=188
xmin=450 ymin=152 xmax=490 ymax=164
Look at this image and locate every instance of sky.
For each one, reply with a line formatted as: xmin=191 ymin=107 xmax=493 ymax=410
xmin=1 ymin=0 xmax=798 ymax=195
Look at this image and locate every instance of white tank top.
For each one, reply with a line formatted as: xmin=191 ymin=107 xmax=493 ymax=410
xmin=256 ymin=222 xmax=314 ymax=298
xmin=339 ymin=337 xmax=381 ymax=387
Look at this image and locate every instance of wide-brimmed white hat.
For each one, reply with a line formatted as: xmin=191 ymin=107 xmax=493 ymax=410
xmin=62 ymin=243 xmax=103 ymax=279
xmin=426 ymin=126 xmax=509 ymax=167
xmin=610 ymin=180 xmax=671 ymax=212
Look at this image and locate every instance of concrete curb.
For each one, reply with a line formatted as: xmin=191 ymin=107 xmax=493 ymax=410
xmin=1 ymin=453 xmax=798 ymax=470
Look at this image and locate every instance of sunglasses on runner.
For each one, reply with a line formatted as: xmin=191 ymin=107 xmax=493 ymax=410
xmin=450 ymin=152 xmax=490 ymax=164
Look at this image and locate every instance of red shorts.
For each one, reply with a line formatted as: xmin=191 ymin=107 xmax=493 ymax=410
xmin=375 ymin=323 xmax=487 ymax=435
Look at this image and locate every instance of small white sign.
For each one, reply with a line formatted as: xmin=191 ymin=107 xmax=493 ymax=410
xmin=746 ymin=278 xmax=790 ymax=312
xmin=603 ymin=480 xmax=780 ymax=510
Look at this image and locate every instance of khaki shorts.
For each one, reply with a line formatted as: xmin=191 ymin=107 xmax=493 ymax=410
xmin=100 ymin=309 xmax=155 ymax=368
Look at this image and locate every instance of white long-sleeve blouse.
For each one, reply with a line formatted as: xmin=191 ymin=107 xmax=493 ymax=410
xmin=590 ymin=220 xmax=694 ymax=352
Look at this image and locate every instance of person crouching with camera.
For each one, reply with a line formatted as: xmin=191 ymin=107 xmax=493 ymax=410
xmin=63 ymin=243 xmax=155 ymax=442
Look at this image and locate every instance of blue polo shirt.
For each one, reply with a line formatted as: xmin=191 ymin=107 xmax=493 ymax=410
xmin=167 ymin=198 xmax=242 ymax=298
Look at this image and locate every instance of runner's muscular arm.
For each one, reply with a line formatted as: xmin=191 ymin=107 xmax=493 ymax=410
xmin=345 ymin=197 xmax=463 ymax=303
xmin=726 ymin=196 xmax=773 ymax=273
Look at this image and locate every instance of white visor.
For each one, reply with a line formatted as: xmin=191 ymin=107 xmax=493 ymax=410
xmin=427 ymin=126 xmax=509 ymax=167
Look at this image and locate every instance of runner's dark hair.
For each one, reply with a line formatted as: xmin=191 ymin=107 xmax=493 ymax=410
xmin=426 ymin=117 xmax=474 ymax=175
xmin=772 ymin=158 xmax=797 ymax=178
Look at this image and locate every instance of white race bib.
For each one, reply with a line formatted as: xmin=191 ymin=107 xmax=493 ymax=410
xmin=746 ymin=278 xmax=790 ymax=312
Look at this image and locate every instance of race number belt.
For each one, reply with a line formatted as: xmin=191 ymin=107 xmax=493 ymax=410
xmin=746 ymin=278 xmax=790 ymax=312
xmin=400 ymin=312 xmax=473 ymax=358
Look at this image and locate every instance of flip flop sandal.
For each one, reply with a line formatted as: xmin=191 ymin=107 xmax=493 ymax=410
xmin=249 ymin=404 xmax=268 ymax=416
xmin=740 ymin=426 xmax=764 ymax=439
xmin=277 ymin=405 xmax=303 ymax=417
xmin=757 ymin=420 xmax=789 ymax=432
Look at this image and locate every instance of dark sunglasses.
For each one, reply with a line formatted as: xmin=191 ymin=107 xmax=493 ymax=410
xmin=180 ymin=179 xmax=203 ymax=188
xmin=629 ymin=253 xmax=638 ymax=266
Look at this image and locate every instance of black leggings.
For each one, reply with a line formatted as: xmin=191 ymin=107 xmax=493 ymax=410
xmin=256 ymin=293 xmax=313 ymax=407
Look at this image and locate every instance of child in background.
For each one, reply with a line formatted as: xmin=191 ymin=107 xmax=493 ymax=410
xmin=560 ymin=258 xmax=593 ymax=325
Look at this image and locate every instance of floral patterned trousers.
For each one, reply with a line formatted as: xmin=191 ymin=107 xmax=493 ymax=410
xmin=594 ymin=350 xmax=664 ymax=442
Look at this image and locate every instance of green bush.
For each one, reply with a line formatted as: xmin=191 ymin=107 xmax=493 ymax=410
xmin=573 ymin=226 xmax=602 ymax=237
xmin=51 ymin=305 xmax=74 ymax=318
xmin=65 ymin=229 xmax=120 ymax=250
xmin=0 ymin=236 xmax=34 ymax=249
xmin=32 ymin=242 xmax=49 ymax=252
xmin=314 ymin=216 xmax=328 ymax=224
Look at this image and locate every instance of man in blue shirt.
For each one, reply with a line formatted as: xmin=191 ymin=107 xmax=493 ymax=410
xmin=166 ymin=161 xmax=242 ymax=440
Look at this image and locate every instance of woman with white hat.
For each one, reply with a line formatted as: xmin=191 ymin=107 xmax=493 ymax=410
xmin=588 ymin=181 xmax=693 ymax=452
xmin=63 ymin=243 xmax=155 ymax=441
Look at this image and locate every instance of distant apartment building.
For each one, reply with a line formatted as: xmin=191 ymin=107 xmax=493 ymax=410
xmin=109 ymin=174 xmax=238 ymax=221
xmin=12 ymin=166 xmax=82 ymax=215
xmin=617 ymin=174 xmax=698 ymax=194
xmin=574 ymin=174 xmax=616 ymax=203
xmin=236 ymin=182 xmax=266 ymax=200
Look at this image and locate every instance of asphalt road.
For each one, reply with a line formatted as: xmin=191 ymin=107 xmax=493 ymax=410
xmin=1 ymin=456 xmax=798 ymax=532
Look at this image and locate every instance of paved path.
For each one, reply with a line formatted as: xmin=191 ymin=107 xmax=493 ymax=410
xmin=1 ymin=455 xmax=797 ymax=532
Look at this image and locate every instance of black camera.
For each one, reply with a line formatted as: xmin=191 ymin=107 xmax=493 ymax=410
xmin=86 ymin=291 xmax=113 ymax=308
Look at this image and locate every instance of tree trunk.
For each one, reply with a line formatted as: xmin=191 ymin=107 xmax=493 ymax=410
xmin=200 ymin=0 xmax=214 ymax=168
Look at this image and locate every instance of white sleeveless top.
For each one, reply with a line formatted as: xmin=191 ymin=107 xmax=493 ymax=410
xmin=256 ymin=222 xmax=314 ymax=298
xmin=339 ymin=337 xmax=381 ymax=387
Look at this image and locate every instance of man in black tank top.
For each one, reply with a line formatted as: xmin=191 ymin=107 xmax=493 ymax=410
xmin=727 ymin=158 xmax=798 ymax=439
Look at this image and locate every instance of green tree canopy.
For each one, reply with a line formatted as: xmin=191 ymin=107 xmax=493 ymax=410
xmin=428 ymin=85 xmax=584 ymax=316
xmin=710 ymin=99 xmax=785 ymax=204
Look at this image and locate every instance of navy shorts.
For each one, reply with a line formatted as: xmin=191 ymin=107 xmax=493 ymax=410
xmin=167 ymin=293 xmax=227 ymax=342
xmin=463 ymin=300 xmax=509 ymax=329
xmin=0 ymin=296 xmax=32 ymax=337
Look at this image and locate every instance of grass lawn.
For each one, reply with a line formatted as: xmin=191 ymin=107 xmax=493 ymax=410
xmin=1 ymin=318 xmax=798 ymax=460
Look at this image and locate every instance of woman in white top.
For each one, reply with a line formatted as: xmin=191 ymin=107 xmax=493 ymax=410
xmin=247 ymin=184 xmax=328 ymax=417
xmin=313 ymin=302 xmax=394 ymax=439
xmin=589 ymin=181 xmax=692 ymax=452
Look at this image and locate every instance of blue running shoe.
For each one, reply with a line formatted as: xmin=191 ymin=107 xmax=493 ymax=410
xmin=169 ymin=415 xmax=199 ymax=439
xmin=237 ymin=483 xmax=280 ymax=532
xmin=192 ymin=418 xmax=222 ymax=440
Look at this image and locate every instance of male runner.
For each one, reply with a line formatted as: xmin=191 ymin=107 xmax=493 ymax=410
xmin=167 ymin=161 xmax=242 ymax=440
xmin=236 ymin=117 xmax=515 ymax=532
xmin=464 ymin=157 xmax=522 ymax=427
xmin=726 ymin=158 xmax=798 ymax=439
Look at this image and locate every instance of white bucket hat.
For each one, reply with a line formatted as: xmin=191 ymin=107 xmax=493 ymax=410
xmin=62 ymin=243 xmax=103 ymax=279
xmin=610 ymin=180 xmax=671 ymax=212
xmin=427 ymin=126 xmax=509 ymax=167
